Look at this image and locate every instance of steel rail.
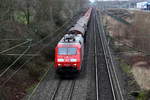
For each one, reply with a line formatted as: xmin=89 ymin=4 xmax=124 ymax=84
xmin=3 ymin=29 xmax=65 ymax=96
xmin=95 ymin=9 xmax=116 ymax=100
xmin=104 ymin=33 xmax=124 ymax=100
xmin=67 ymin=80 xmax=76 ymax=100
xmin=50 ymin=80 xmax=62 ymax=100
xmin=93 ymin=11 xmax=99 ymax=100
xmin=27 ymin=10 xmax=84 ymax=100
xmin=50 ymin=80 xmax=75 ymax=100
xmin=100 ymin=12 xmax=124 ymax=100
xmin=17 ymin=34 xmax=64 ymax=100
xmin=96 ymin=9 xmax=124 ymax=100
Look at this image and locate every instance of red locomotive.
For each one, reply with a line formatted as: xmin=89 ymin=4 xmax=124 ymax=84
xmin=55 ymin=8 xmax=92 ymax=74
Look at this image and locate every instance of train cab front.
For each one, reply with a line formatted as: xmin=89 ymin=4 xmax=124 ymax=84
xmin=55 ymin=45 xmax=81 ymax=74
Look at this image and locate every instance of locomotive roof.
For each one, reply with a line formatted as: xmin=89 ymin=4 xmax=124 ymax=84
xmin=58 ymin=34 xmax=83 ymax=45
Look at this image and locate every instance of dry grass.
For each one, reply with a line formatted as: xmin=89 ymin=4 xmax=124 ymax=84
xmin=130 ymin=11 xmax=150 ymax=53
xmin=103 ymin=15 xmax=130 ymax=38
xmin=132 ymin=61 xmax=150 ymax=90
xmin=103 ymin=9 xmax=150 ymax=90
xmin=104 ymin=10 xmax=150 ymax=53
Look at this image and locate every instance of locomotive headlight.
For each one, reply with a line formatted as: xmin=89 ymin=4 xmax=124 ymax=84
xmin=58 ymin=64 xmax=62 ymax=66
xmin=73 ymin=64 xmax=77 ymax=66
xmin=58 ymin=59 xmax=64 ymax=62
xmin=70 ymin=59 xmax=77 ymax=62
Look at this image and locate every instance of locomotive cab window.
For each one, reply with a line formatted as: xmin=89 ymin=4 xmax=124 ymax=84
xmin=68 ymin=48 xmax=77 ymax=55
xmin=58 ymin=48 xmax=67 ymax=55
xmin=58 ymin=48 xmax=77 ymax=55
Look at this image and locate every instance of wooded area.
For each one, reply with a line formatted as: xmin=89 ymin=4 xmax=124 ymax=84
xmin=0 ymin=0 xmax=89 ymax=99
xmin=0 ymin=0 xmax=88 ymax=40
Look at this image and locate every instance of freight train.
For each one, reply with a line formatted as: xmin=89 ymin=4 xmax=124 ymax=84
xmin=54 ymin=8 xmax=92 ymax=74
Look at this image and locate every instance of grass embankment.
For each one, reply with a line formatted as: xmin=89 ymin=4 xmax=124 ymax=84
xmin=103 ymin=9 xmax=150 ymax=100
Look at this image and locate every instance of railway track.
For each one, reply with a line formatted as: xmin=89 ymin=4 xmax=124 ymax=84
xmin=28 ymin=7 xmax=124 ymax=100
xmin=93 ymin=9 xmax=115 ymax=100
xmin=94 ymin=8 xmax=124 ymax=100
xmin=50 ymin=80 xmax=76 ymax=100
xmin=27 ymin=10 xmax=87 ymax=100
xmin=28 ymin=72 xmax=77 ymax=100
xmin=86 ymin=8 xmax=124 ymax=100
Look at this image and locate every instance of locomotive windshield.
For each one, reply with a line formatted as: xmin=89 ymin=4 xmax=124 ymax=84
xmin=68 ymin=48 xmax=77 ymax=55
xmin=58 ymin=48 xmax=77 ymax=55
xmin=58 ymin=48 xmax=67 ymax=55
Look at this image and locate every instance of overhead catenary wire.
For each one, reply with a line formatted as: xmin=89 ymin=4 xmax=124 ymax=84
xmin=0 ymin=16 xmax=75 ymax=82
xmin=0 ymin=9 xmax=84 ymax=99
xmin=2 ymin=31 xmax=65 ymax=97
xmin=0 ymin=45 xmax=31 ymax=77
xmin=1 ymin=34 xmax=60 ymax=86
xmin=0 ymin=39 xmax=27 ymax=41
xmin=28 ymin=65 xmax=50 ymax=100
xmin=1 ymin=54 xmax=40 ymax=56
xmin=1 ymin=56 xmax=33 ymax=86
xmin=1 ymin=37 xmax=55 ymax=85
xmin=31 ymin=18 xmax=73 ymax=47
xmin=1 ymin=15 xmax=76 ymax=86
xmin=27 ymin=13 xmax=82 ymax=100
xmin=1 ymin=49 xmax=45 ymax=86
xmin=31 ymin=8 xmax=85 ymax=47
xmin=0 ymin=40 xmax=30 ymax=54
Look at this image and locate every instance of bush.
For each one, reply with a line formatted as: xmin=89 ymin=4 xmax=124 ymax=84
xmin=130 ymin=90 xmax=150 ymax=100
xmin=27 ymin=57 xmax=47 ymax=80
xmin=0 ymin=87 xmax=10 ymax=100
